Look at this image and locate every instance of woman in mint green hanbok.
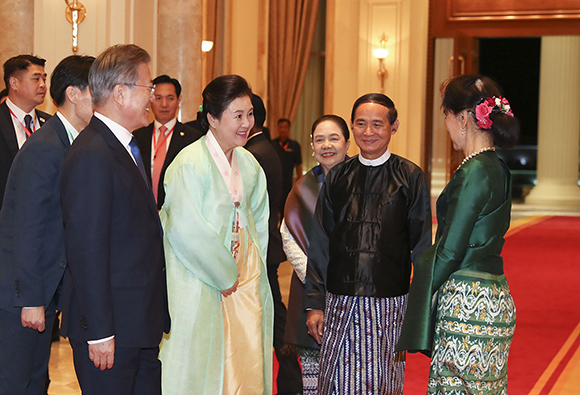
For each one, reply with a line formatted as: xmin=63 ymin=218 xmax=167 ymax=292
xmin=397 ymin=75 xmax=520 ymax=394
xmin=158 ymin=75 xmax=273 ymax=395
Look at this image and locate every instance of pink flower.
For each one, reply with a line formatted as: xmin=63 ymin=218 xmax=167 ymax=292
xmin=475 ymin=102 xmax=492 ymax=119
xmin=474 ymin=96 xmax=514 ymax=129
xmin=475 ymin=102 xmax=493 ymax=129
xmin=477 ymin=117 xmax=493 ymax=129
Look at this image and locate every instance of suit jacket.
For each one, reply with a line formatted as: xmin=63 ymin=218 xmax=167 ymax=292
xmin=245 ymin=132 xmax=286 ymax=266
xmin=0 ymin=101 xmax=50 ymax=209
xmin=0 ymin=115 xmax=69 ymax=315
xmin=133 ymin=121 xmax=203 ymax=209
xmin=60 ymin=115 xmax=169 ymax=349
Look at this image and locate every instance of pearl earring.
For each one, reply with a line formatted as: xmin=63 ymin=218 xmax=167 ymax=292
xmin=460 ymin=126 xmax=466 ymax=135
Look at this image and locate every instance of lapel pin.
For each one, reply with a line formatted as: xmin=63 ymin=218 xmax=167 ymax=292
xmin=180 ymin=132 xmax=185 ymax=136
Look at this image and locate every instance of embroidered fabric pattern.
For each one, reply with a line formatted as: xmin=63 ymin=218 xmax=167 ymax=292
xmin=301 ymin=354 xmax=319 ymax=395
xmin=428 ymin=273 xmax=516 ymax=395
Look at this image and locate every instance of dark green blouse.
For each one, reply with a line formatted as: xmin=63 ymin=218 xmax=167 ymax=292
xmin=396 ymin=151 xmax=512 ymax=355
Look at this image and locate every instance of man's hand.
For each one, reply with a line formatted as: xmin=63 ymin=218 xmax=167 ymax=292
xmin=306 ymin=309 xmax=324 ymax=345
xmin=21 ymin=306 xmax=46 ymax=332
xmin=221 ymin=279 xmax=239 ymax=298
xmin=88 ymin=338 xmax=115 ymax=370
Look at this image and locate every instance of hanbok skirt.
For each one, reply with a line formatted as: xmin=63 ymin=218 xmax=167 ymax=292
xmin=429 ymin=269 xmax=516 ymax=394
xmin=222 ymin=228 xmax=266 ymax=394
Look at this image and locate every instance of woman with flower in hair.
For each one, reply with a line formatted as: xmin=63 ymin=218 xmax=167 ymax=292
xmin=397 ymin=74 xmax=519 ymax=394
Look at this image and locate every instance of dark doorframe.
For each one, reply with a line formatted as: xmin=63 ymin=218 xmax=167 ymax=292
xmin=423 ymin=0 xmax=580 ymax=184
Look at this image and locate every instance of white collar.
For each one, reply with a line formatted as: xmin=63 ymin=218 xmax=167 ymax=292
xmin=247 ymin=130 xmax=263 ymax=141
xmin=154 ymin=118 xmax=177 ymax=133
xmin=358 ymin=148 xmax=391 ymax=167
xmin=55 ymin=111 xmax=79 ymax=142
xmin=6 ymin=97 xmax=35 ymax=120
xmin=206 ymin=130 xmax=231 ymax=169
xmin=94 ymin=112 xmax=133 ymax=147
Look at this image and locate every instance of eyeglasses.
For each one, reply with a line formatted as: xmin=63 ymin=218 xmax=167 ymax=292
xmin=125 ymin=84 xmax=155 ymax=94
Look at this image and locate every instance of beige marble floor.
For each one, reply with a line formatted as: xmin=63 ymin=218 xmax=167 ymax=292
xmin=47 ymin=260 xmax=295 ymax=394
xmin=48 ymin=338 xmax=80 ymax=394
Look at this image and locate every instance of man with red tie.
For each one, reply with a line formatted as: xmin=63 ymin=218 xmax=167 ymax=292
xmin=0 ymin=55 xmax=50 ymax=209
xmin=133 ymin=75 xmax=203 ymax=210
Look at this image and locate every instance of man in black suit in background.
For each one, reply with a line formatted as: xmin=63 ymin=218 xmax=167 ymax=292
xmin=272 ymin=118 xmax=303 ymax=219
xmin=245 ymin=94 xmax=303 ymax=395
xmin=60 ymin=44 xmax=169 ymax=395
xmin=0 ymin=55 xmax=50 ymax=209
xmin=133 ymin=74 xmax=203 ymax=209
xmin=0 ymin=55 xmax=94 ymax=395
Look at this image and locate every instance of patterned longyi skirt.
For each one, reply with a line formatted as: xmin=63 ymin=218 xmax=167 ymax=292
xmin=429 ymin=269 xmax=516 ymax=395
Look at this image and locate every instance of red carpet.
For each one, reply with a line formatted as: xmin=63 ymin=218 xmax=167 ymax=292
xmin=502 ymin=216 xmax=580 ymax=394
xmin=403 ymin=215 xmax=580 ymax=394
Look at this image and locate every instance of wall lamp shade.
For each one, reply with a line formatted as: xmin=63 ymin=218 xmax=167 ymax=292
xmin=202 ymin=41 xmax=214 ymax=52
xmin=373 ymin=48 xmax=388 ymax=59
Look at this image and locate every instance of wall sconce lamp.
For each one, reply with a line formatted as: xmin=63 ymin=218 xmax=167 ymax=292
xmin=64 ymin=0 xmax=87 ymax=54
xmin=373 ymin=34 xmax=388 ymax=93
xmin=202 ymin=41 xmax=214 ymax=53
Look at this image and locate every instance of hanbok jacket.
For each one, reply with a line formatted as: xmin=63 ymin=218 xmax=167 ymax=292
xmin=159 ymin=138 xmax=274 ymax=394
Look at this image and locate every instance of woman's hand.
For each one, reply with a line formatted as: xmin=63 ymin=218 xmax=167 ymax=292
xmin=306 ymin=309 xmax=325 ymax=344
xmin=221 ymin=279 xmax=239 ymax=297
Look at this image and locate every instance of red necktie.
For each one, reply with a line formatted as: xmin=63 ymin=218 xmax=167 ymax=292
xmin=152 ymin=126 xmax=168 ymax=204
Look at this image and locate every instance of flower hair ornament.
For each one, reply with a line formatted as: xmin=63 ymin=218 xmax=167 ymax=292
xmin=474 ymin=96 xmax=514 ymax=129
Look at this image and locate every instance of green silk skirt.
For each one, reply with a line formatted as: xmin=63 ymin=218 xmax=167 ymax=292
xmin=428 ymin=269 xmax=516 ymax=394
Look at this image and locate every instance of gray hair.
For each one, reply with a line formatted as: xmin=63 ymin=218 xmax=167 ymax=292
xmin=89 ymin=44 xmax=151 ymax=106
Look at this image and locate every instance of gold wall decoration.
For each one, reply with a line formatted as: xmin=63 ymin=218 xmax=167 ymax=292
xmin=64 ymin=0 xmax=87 ymax=53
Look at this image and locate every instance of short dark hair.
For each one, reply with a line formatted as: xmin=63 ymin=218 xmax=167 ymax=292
xmin=311 ymin=114 xmax=350 ymax=141
xmin=200 ymin=74 xmax=252 ymax=131
xmin=89 ymin=44 xmax=151 ymax=106
xmin=50 ymin=55 xmax=95 ymax=107
xmin=441 ymin=74 xmax=520 ymax=149
xmin=351 ymin=93 xmax=398 ymax=125
xmin=0 ymin=89 xmax=7 ymax=101
xmin=251 ymin=94 xmax=266 ymax=129
xmin=3 ymin=55 xmax=46 ymax=89
xmin=278 ymin=118 xmax=291 ymax=126
xmin=153 ymin=74 xmax=181 ymax=97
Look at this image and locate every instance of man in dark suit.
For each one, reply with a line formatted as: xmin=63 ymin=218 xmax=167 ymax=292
xmin=0 ymin=55 xmax=94 ymax=395
xmin=133 ymin=74 xmax=203 ymax=209
xmin=60 ymin=44 xmax=169 ymax=395
xmin=272 ymin=118 xmax=303 ymax=219
xmin=0 ymin=55 xmax=50 ymax=209
xmin=245 ymin=94 xmax=303 ymax=395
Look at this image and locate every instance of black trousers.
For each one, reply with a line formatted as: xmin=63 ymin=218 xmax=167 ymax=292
xmin=69 ymin=339 xmax=161 ymax=395
xmin=268 ymin=262 xmax=303 ymax=394
xmin=0 ymin=305 xmax=56 ymax=395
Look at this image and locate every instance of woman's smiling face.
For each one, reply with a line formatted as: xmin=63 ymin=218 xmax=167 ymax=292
xmin=312 ymin=120 xmax=350 ymax=175
xmin=209 ymin=95 xmax=254 ymax=160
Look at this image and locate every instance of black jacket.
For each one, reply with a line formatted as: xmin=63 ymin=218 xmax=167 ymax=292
xmin=305 ymin=155 xmax=432 ymax=310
